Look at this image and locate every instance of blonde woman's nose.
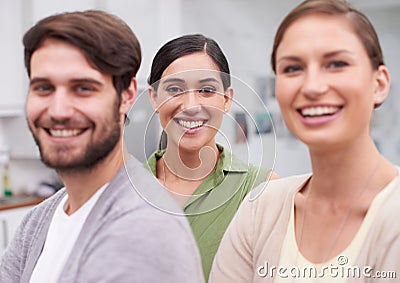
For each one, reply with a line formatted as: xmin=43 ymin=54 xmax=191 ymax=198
xmin=301 ymin=68 xmax=329 ymax=98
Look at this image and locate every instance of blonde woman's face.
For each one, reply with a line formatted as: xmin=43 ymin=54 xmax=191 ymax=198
xmin=274 ymin=13 xmax=389 ymax=151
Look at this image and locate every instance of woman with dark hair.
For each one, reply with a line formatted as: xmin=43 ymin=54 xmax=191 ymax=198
xmin=210 ymin=1 xmax=400 ymax=282
xmin=146 ymin=34 xmax=278 ymax=280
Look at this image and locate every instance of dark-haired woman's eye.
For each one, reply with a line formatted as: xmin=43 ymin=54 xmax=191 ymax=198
xmin=198 ymin=86 xmax=217 ymax=96
xmin=166 ymin=86 xmax=185 ymax=96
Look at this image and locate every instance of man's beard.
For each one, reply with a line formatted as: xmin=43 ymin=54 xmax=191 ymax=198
xmin=30 ymin=100 xmax=121 ymax=173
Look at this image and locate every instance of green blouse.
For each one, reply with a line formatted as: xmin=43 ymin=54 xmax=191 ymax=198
xmin=146 ymin=144 xmax=270 ymax=280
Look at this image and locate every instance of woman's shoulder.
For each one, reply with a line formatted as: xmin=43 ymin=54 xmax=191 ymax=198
xmin=230 ymin=174 xmax=310 ymax=220
xmin=373 ymin=173 xmax=400 ymax=223
xmin=222 ymin=148 xmax=270 ymax=176
xmin=226 ymin=174 xmax=311 ymax=242
xmin=144 ymin=149 xmax=165 ymax=175
xmin=246 ymin=174 xmax=311 ymax=207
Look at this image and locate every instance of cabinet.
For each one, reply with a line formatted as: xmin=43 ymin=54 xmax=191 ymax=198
xmin=0 ymin=1 xmax=26 ymax=115
xmin=0 ymin=205 xmax=34 ymax=255
xmin=3 ymin=117 xmax=41 ymax=159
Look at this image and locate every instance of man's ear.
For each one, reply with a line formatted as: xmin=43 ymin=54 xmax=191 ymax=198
xmin=119 ymin=77 xmax=137 ymax=116
xmin=373 ymin=65 xmax=390 ymax=107
xmin=148 ymin=85 xmax=159 ymax=113
xmin=223 ymin=87 xmax=234 ymax=112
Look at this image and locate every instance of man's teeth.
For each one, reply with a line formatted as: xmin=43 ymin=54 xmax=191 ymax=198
xmin=49 ymin=129 xmax=83 ymax=137
xmin=301 ymin=106 xmax=339 ymax=117
xmin=178 ymin=120 xmax=204 ymax=129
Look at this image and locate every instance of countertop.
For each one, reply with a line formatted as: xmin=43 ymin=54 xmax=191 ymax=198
xmin=0 ymin=195 xmax=45 ymax=211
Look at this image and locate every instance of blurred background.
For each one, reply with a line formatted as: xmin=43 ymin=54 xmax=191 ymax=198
xmin=1 ymin=0 xmax=400 ymax=197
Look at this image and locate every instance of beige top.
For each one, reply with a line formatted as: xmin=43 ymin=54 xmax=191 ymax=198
xmin=210 ymin=171 xmax=400 ymax=283
xmin=275 ymin=177 xmax=396 ymax=283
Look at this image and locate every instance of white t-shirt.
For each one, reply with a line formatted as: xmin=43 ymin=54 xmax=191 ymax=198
xmin=29 ymin=184 xmax=108 ymax=283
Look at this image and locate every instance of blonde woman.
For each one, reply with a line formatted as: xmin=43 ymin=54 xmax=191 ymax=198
xmin=211 ymin=1 xmax=399 ymax=282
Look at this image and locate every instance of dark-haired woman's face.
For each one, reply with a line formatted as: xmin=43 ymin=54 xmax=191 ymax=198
xmin=149 ymin=53 xmax=233 ymax=152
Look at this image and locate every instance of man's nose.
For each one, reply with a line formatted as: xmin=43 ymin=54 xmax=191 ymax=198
xmin=47 ymin=90 xmax=75 ymax=120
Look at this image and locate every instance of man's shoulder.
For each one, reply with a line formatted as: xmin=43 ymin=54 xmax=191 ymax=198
xmin=59 ymin=157 xmax=204 ymax=283
xmin=82 ymin=158 xmax=201 ymax=273
xmin=90 ymin=155 xmax=189 ymax=235
xmin=23 ymin=189 xmax=66 ymax=225
xmin=103 ymin=156 xmax=184 ymax=215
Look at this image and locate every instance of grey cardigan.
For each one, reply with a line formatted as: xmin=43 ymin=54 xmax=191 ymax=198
xmin=0 ymin=156 xmax=205 ymax=283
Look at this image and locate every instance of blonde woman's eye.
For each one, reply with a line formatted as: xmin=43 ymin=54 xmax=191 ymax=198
xmin=283 ymin=65 xmax=302 ymax=74
xmin=328 ymin=60 xmax=348 ymax=68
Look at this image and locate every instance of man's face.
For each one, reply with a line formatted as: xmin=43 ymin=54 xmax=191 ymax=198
xmin=26 ymin=39 xmax=122 ymax=172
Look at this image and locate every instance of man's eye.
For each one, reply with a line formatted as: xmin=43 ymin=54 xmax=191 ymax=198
xmin=32 ymin=85 xmax=53 ymax=94
xmin=77 ymin=85 xmax=95 ymax=92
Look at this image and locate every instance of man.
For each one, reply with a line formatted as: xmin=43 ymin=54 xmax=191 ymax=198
xmin=0 ymin=10 xmax=204 ymax=283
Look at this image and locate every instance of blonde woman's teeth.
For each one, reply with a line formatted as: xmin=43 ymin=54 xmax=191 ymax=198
xmin=301 ymin=106 xmax=340 ymax=117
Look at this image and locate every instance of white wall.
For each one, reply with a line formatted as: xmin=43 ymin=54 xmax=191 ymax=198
xmin=365 ymin=6 xmax=400 ymax=165
xmin=180 ymin=0 xmax=400 ymax=175
xmin=1 ymin=0 xmax=400 ymax=195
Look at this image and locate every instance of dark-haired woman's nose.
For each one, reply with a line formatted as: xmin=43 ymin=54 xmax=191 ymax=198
xmin=181 ymin=90 xmax=201 ymax=114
